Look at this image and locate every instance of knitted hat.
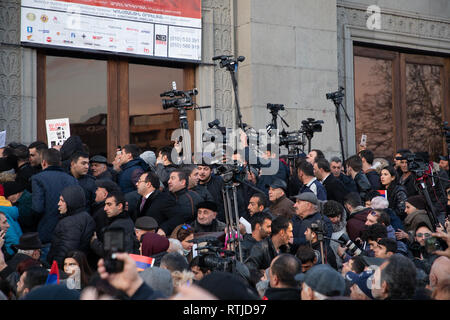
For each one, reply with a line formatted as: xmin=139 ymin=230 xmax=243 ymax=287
xmin=139 ymin=267 xmax=173 ymax=297
xmin=140 ymin=151 xmax=157 ymax=167
xmin=196 ymin=201 xmax=218 ymax=212
xmin=406 ymin=195 xmax=427 ymax=211
xmin=3 ymin=181 xmax=25 ymax=198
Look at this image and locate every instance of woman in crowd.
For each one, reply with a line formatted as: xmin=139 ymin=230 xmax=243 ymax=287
xmin=170 ymin=223 xmax=195 ymax=262
xmin=380 ymin=166 xmax=408 ymax=220
xmin=63 ymin=250 xmax=93 ymax=290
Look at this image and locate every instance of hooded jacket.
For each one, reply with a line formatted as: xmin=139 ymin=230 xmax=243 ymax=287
xmin=0 ymin=205 xmax=22 ymax=258
xmin=118 ymin=158 xmax=149 ymax=194
xmin=47 ymin=185 xmax=95 ymax=267
xmin=31 ymin=165 xmax=79 ymax=244
xmin=60 ymin=136 xmax=84 ymax=172
xmin=403 ymin=209 xmax=433 ymax=233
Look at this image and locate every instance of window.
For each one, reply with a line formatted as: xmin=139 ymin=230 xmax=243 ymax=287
xmin=37 ymin=52 xmax=195 ymax=160
xmin=353 ymin=46 xmax=450 ymax=161
xmin=46 ymin=56 xmax=107 ymax=156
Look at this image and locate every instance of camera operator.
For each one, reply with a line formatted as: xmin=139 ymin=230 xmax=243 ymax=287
xmin=197 ymin=163 xmax=225 ymax=222
xmin=291 ymin=192 xmax=333 ymax=250
xmin=438 ymin=155 xmax=449 ymax=173
xmin=406 ymin=223 xmax=443 ymax=275
xmin=256 ymin=143 xmax=289 ymax=195
xmin=303 ymin=220 xmax=337 ymax=270
xmin=396 ymin=151 xmax=419 ymax=197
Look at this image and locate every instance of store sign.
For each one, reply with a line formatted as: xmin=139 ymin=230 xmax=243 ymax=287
xmin=20 ymin=0 xmax=202 ymax=61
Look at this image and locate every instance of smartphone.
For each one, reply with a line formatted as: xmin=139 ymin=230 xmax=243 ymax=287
xmin=103 ymin=228 xmax=125 ymax=273
xmin=425 ymin=237 xmax=440 ymax=255
xmin=360 ymin=134 xmax=367 ymax=147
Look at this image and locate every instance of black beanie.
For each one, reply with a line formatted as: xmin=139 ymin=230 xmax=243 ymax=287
xmin=197 ymin=201 xmax=218 ymax=212
xmin=406 ymin=195 xmax=427 ymax=211
xmin=3 ymin=181 xmax=25 ymax=198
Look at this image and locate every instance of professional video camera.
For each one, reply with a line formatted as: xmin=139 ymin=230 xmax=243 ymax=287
xmin=215 ymin=163 xmax=247 ymax=184
xmin=405 ymin=153 xmax=431 ymax=178
xmin=279 ymin=129 xmax=305 ymax=147
xmin=202 ymin=119 xmax=227 ymax=143
xmin=191 ymin=237 xmax=236 ymax=272
xmin=326 ymin=86 xmax=345 ymax=102
xmin=160 ymin=86 xmax=198 ymax=110
xmin=301 ymin=118 xmax=324 ymax=135
xmin=267 ymin=103 xmax=285 ymax=113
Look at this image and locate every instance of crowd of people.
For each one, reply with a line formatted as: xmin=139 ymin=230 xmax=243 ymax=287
xmin=0 ymin=136 xmax=449 ymax=301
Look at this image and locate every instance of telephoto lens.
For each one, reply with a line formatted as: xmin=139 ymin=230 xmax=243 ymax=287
xmin=339 ymin=234 xmax=362 ymax=256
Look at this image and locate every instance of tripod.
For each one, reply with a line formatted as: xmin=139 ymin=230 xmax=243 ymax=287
xmin=414 ymin=173 xmax=440 ymax=231
xmin=222 ymin=182 xmax=244 ymax=262
xmin=326 ymin=87 xmax=350 ymax=172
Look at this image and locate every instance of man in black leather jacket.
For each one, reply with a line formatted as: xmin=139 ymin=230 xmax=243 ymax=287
xmin=244 ymin=216 xmax=292 ymax=272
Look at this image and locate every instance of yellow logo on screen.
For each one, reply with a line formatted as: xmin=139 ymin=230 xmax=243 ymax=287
xmin=26 ymin=13 xmax=36 ymax=21
xmin=41 ymin=14 xmax=49 ymax=23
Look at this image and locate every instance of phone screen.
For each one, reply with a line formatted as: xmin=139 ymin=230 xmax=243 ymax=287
xmin=104 ymin=229 xmax=124 ymax=253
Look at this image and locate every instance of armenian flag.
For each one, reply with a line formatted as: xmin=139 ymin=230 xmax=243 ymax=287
xmin=129 ymin=254 xmax=155 ymax=271
xmin=377 ymin=190 xmax=387 ymax=199
xmin=45 ymin=260 xmax=60 ymax=285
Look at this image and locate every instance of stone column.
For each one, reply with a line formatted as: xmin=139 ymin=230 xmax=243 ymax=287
xmin=235 ymin=0 xmax=341 ymax=158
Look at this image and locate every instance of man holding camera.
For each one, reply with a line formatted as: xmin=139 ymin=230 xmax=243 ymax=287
xmin=303 ymin=219 xmax=337 ymax=270
xmin=291 ymin=192 xmax=333 ymax=251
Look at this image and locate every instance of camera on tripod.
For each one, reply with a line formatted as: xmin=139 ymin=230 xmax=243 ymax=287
xmin=301 ymin=118 xmax=324 ymax=135
xmin=279 ymin=129 xmax=304 ymax=147
xmin=267 ymin=103 xmax=285 ymax=113
xmin=160 ymin=87 xmax=198 ymax=110
xmin=326 ymin=87 xmax=345 ymax=101
xmin=215 ymin=163 xmax=246 ymax=184
xmin=405 ymin=153 xmax=430 ymax=177
xmin=191 ymin=237 xmax=236 ymax=272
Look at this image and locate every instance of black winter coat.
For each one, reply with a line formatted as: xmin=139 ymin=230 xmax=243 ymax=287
xmin=136 ymin=189 xmax=176 ymax=226
xmin=322 ymin=174 xmax=347 ymax=205
xmin=198 ymin=175 xmax=225 ymax=221
xmin=90 ymin=211 xmax=140 ymax=258
xmin=162 ymin=188 xmax=202 ymax=236
xmin=47 ymin=185 xmax=96 ymax=267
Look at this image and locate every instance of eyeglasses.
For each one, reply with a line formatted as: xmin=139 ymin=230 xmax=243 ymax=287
xmin=137 ymin=179 xmax=147 ymax=184
xmin=416 ymin=233 xmax=431 ymax=238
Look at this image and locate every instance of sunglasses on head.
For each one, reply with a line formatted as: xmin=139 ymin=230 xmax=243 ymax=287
xmin=181 ymin=224 xmax=192 ymax=230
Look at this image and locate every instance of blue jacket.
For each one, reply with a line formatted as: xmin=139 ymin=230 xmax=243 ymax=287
xmin=31 ymin=166 xmax=79 ymax=244
xmin=118 ymin=158 xmax=149 ymax=194
xmin=292 ymin=211 xmax=333 ymax=247
xmin=0 ymin=205 xmax=22 ymax=256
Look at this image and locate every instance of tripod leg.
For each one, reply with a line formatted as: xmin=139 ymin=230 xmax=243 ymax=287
xmin=232 ymin=186 xmax=243 ymax=262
